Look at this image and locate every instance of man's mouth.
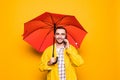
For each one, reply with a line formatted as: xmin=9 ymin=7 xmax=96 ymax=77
xmin=57 ymin=38 xmax=63 ymax=40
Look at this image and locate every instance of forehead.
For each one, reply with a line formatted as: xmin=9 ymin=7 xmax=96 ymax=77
xmin=55 ymin=29 xmax=66 ymax=33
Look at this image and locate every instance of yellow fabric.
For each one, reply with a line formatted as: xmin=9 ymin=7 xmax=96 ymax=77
xmin=39 ymin=45 xmax=84 ymax=80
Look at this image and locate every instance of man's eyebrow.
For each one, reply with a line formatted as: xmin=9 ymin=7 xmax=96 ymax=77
xmin=55 ymin=33 xmax=66 ymax=34
xmin=61 ymin=33 xmax=65 ymax=34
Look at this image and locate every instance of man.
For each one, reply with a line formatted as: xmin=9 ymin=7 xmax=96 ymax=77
xmin=39 ymin=26 xmax=84 ymax=80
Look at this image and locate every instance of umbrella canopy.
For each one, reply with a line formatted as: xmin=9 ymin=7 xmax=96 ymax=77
xmin=23 ymin=12 xmax=87 ymax=53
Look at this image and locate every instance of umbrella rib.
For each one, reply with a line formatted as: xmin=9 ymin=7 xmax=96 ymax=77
xmin=23 ymin=26 xmax=53 ymax=39
xmin=48 ymin=13 xmax=55 ymax=24
xmin=38 ymin=28 xmax=54 ymax=51
xmin=63 ymin=25 xmax=78 ymax=44
xmin=64 ymin=24 xmax=87 ymax=33
xmin=40 ymin=20 xmax=53 ymax=26
xmin=56 ymin=16 xmax=68 ymax=25
xmin=56 ymin=16 xmax=87 ymax=32
xmin=67 ymin=32 xmax=77 ymax=43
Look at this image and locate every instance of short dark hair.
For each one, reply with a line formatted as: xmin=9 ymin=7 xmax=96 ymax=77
xmin=55 ymin=26 xmax=67 ymax=33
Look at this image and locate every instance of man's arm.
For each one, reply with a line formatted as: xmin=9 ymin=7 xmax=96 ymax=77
xmin=66 ymin=45 xmax=84 ymax=66
xmin=39 ymin=48 xmax=52 ymax=71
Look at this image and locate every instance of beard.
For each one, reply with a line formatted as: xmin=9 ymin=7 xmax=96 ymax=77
xmin=56 ymin=39 xmax=64 ymax=44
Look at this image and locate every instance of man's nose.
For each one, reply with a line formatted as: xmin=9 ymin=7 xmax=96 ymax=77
xmin=57 ymin=35 xmax=62 ymax=38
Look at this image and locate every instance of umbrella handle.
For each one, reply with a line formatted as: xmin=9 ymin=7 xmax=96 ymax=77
xmin=52 ymin=57 xmax=58 ymax=64
xmin=52 ymin=43 xmax=55 ymax=57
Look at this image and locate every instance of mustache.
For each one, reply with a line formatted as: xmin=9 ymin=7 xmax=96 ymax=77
xmin=56 ymin=40 xmax=64 ymax=44
xmin=56 ymin=38 xmax=64 ymax=39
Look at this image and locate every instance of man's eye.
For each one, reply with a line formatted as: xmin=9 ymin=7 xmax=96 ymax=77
xmin=55 ymin=33 xmax=66 ymax=35
xmin=61 ymin=33 xmax=65 ymax=35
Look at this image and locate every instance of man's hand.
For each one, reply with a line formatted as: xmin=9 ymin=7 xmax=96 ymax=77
xmin=47 ymin=57 xmax=57 ymax=66
xmin=64 ymin=39 xmax=70 ymax=49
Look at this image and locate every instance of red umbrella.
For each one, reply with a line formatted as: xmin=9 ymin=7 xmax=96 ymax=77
xmin=23 ymin=12 xmax=87 ymax=54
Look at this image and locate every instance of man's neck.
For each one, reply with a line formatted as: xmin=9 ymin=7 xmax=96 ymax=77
xmin=56 ymin=43 xmax=64 ymax=48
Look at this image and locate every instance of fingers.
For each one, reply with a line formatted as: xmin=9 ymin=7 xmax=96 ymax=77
xmin=64 ymin=39 xmax=68 ymax=43
xmin=48 ymin=57 xmax=57 ymax=66
xmin=64 ymin=39 xmax=70 ymax=48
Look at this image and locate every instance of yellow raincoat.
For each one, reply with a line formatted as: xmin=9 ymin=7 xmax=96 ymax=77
xmin=39 ymin=45 xmax=84 ymax=80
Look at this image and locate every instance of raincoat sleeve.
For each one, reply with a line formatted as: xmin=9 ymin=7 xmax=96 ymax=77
xmin=39 ymin=47 xmax=52 ymax=71
xmin=66 ymin=45 xmax=84 ymax=66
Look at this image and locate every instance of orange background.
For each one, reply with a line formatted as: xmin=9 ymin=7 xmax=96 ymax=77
xmin=0 ymin=0 xmax=120 ymax=80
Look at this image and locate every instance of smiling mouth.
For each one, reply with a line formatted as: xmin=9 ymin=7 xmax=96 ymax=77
xmin=56 ymin=38 xmax=64 ymax=44
xmin=57 ymin=38 xmax=62 ymax=40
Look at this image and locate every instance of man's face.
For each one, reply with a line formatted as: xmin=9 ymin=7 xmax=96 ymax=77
xmin=55 ymin=29 xmax=66 ymax=44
